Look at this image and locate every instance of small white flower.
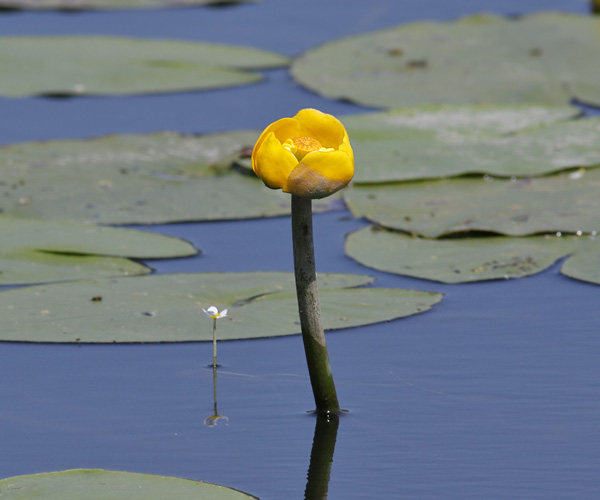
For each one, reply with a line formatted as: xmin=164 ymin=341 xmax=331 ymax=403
xmin=569 ymin=168 xmax=585 ymax=180
xmin=202 ymin=306 xmax=228 ymax=319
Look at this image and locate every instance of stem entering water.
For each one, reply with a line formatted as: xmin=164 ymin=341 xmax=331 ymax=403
xmin=291 ymin=195 xmax=340 ymax=413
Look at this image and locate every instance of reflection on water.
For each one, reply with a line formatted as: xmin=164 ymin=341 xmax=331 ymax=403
xmin=201 ymin=360 xmax=340 ymax=497
xmin=305 ymin=412 xmax=340 ymax=500
xmin=204 ymin=366 xmax=228 ymax=427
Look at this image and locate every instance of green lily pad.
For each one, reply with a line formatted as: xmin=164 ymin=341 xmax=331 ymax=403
xmin=344 ymin=168 xmax=600 ymax=237
xmin=0 ymin=272 xmax=443 ymax=343
xmin=0 ymin=130 xmax=322 ymax=224
xmin=0 ymin=216 xmax=197 ymax=285
xmin=345 ymin=226 xmax=599 ymax=283
xmin=340 ymin=105 xmax=600 ymax=183
xmin=0 ymin=469 xmax=257 ymax=499
xmin=0 ymin=0 xmax=254 ymax=9
xmin=0 ymin=216 xmax=197 ymax=258
xmin=291 ymin=12 xmax=600 ymax=108
xmin=560 ymin=243 xmax=600 ymax=285
xmin=0 ymin=250 xmax=152 ymax=285
xmin=0 ymin=36 xmax=288 ymax=97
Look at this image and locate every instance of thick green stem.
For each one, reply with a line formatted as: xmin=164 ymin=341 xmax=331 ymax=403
xmin=291 ymin=195 xmax=340 ymax=413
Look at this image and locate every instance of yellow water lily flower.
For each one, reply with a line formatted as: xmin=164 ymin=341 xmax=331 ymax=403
xmin=252 ymin=108 xmax=354 ymax=199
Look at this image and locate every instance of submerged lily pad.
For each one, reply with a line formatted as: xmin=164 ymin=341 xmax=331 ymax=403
xmin=291 ymin=12 xmax=600 ymax=108
xmin=346 ymin=226 xmax=600 ymax=284
xmin=341 ymin=105 xmax=600 ymax=182
xmin=0 ymin=216 xmax=197 ymax=284
xmin=0 ymin=272 xmax=443 ymax=343
xmin=0 ymin=469 xmax=258 ymax=499
xmin=0 ymin=130 xmax=319 ymax=224
xmin=0 ymin=0 xmax=253 ymax=9
xmin=0 ymin=36 xmax=288 ymax=97
xmin=344 ymin=168 xmax=600 ymax=238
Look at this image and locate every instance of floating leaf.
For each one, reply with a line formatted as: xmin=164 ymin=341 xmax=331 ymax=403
xmin=0 ymin=216 xmax=197 ymax=258
xmin=0 ymin=272 xmax=443 ymax=343
xmin=0 ymin=469 xmax=258 ymax=500
xmin=0 ymin=131 xmax=317 ymax=224
xmin=344 ymin=169 xmax=600 ymax=238
xmin=343 ymin=104 xmax=580 ymax=142
xmin=291 ymin=12 xmax=600 ymax=108
xmin=0 ymin=250 xmax=151 ymax=285
xmin=0 ymin=216 xmax=197 ymax=285
xmin=345 ymin=226 xmax=595 ymax=283
xmin=560 ymin=243 xmax=600 ymax=285
xmin=340 ymin=105 xmax=600 ymax=183
xmin=227 ymin=287 xmax=442 ymax=334
xmin=0 ymin=36 xmax=289 ymax=97
xmin=0 ymin=0 xmax=254 ymax=9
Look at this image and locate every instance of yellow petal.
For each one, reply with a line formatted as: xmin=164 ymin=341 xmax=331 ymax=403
xmin=284 ymin=163 xmax=348 ymax=199
xmin=294 ymin=108 xmax=347 ymax=149
xmin=252 ymin=131 xmax=298 ymax=189
xmin=283 ymin=150 xmax=353 ymax=198
xmin=339 ymin=134 xmax=354 ymax=162
xmin=252 ymin=117 xmax=300 ymax=175
xmin=300 ymin=149 xmax=354 ymax=183
xmin=269 ymin=116 xmax=304 ymax=144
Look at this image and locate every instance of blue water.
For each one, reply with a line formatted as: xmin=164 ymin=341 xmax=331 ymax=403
xmin=1 ymin=1 xmax=600 ymax=499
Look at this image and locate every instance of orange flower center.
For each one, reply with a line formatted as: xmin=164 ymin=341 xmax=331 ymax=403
xmin=283 ymin=136 xmax=322 ymax=161
xmin=293 ymin=136 xmax=321 ymax=153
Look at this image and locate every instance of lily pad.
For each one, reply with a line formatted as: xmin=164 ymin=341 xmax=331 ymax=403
xmin=345 ymin=226 xmax=600 ymax=283
xmin=0 ymin=0 xmax=253 ymax=9
xmin=340 ymin=105 xmax=600 ymax=183
xmin=291 ymin=12 xmax=600 ymax=108
xmin=0 ymin=250 xmax=152 ymax=285
xmin=344 ymin=168 xmax=600 ymax=238
xmin=0 ymin=130 xmax=321 ymax=224
xmin=0 ymin=216 xmax=197 ymax=258
xmin=560 ymin=243 xmax=600 ymax=285
xmin=0 ymin=36 xmax=289 ymax=97
xmin=0 ymin=469 xmax=257 ymax=499
xmin=0 ymin=216 xmax=197 ymax=285
xmin=0 ymin=272 xmax=443 ymax=343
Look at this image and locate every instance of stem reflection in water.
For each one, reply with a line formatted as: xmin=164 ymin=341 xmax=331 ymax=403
xmin=304 ymin=412 xmax=340 ymax=500
xmin=204 ymin=365 xmax=228 ymax=426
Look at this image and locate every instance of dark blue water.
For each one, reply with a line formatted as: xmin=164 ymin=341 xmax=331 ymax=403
xmin=1 ymin=1 xmax=599 ymax=499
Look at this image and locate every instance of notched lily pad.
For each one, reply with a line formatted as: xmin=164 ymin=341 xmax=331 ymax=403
xmin=291 ymin=12 xmax=600 ymax=108
xmin=0 ymin=36 xmax=289 ymax=97
xmin=341 ymin=105 xmax=600 ymax=183
xmin=0 ymin=250 xmax=152 ymax=285
xmin=0 ymin=0 xmax=254 ymax=10
xmin=0 ymin=216 xmax=197 ymax=285
xmin=0 ymin=469 xmax=258 ymax=500
xmin=0 ymin=272 xmax=443 ymax=343
xmin=0 ymin=216 xmax=197 ymax=258
xmin=0 ymin=130 xmax=325 ymax=224
xmin=560 ymin=243 xmax=600 ymax=285
xmin=346 ymin=226 xmax=600 ymax=284
xmin=344 ymin=169 xmax=600 ymax=238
